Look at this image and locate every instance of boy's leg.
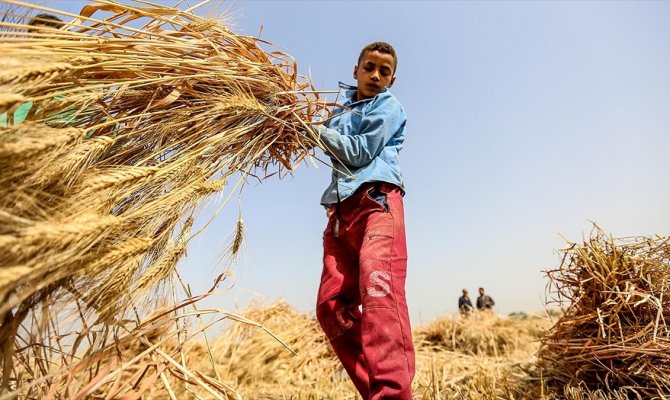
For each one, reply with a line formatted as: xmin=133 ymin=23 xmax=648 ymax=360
xmin=316 ymin=212 xmax=370 ymax=398
xmin=357 ymin=185 xmax=415 ymax=400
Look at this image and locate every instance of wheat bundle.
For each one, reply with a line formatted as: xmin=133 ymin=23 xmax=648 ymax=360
xmin=540 ymin=228 xmax=670 ymax=398
xmin=0 ymin=0 xmax=326 ymax=397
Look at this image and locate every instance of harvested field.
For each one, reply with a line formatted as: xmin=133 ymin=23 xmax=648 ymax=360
xmin=1 ymin=1 xmax=667 ymax=399
xmin=152 ymin=301 xmax=603 ymax=400
xmin=175 ymin=297 xmax=665 ymax=399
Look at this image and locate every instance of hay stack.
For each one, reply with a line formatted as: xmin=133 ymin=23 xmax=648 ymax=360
xmin=0 ymin=1 xmax=325 ymax=397
xmin=540 ymin=228 xmax=670 ymax=397
xmin=414 ymin=311 xmax=549 ymax=357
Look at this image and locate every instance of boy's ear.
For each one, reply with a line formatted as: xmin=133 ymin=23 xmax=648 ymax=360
xmin=353 ymin=65 xmax=359 ymax=80
xmin=388 ymin=75 xmax=396 ymax=88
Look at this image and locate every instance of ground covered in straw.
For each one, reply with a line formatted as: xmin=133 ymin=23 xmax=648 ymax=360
xmin=155 ymin=302 xmax=551 ymax=400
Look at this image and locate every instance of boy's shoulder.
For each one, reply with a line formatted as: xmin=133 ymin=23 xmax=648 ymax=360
xmin=367 ymin=89 xmax=406 ymax=120
xmin=370 ymin=88 xmax=403 ymax=108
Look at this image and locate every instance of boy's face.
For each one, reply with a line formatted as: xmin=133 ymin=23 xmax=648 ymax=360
xmin=353 ymin=50 xmax=396 ymax=101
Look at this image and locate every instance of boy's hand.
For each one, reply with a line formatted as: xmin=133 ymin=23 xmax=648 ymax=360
xmin=303 ymin=125 xmax=326 ymax=150
xmin=305 ymin=124 xmax=321 ymax=137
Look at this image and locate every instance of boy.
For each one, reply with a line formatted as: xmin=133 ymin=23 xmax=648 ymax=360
xmin=312 ymin=42 xmax=414 ymax=400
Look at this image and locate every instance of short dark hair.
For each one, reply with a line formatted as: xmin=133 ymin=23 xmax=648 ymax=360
xmin=28 ymin=13 xmax=64 ymax=29
xmin=358 ymin=42 xmax=397 ymax=72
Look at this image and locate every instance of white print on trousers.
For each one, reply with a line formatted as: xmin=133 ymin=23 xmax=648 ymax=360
xmin=367 ymin=271 xmax=391 ymax=297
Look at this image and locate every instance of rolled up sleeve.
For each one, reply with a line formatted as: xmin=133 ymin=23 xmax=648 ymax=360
xmin=318 ymin=96 xmax=406 ymax=168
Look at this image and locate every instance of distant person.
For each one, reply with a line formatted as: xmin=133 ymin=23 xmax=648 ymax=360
xmin=476 ymin=287 xmax=495 ymax=311
xmin=458 ymin=288 xmax=473 ymax=316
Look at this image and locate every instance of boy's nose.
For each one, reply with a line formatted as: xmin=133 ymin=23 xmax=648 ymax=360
xmin=371 ymin=72 xmax=380 ymax=81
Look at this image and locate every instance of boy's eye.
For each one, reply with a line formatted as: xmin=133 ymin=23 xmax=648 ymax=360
xmin=364 ymin=67 xmax=374 ymax=72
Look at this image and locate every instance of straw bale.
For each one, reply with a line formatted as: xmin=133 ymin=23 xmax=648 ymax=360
xmin=540 ymin=228 xmax=670 ymax=397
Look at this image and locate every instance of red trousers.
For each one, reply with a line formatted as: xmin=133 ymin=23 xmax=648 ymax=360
xmin=316 ymin=182 xmax=415 ymax=400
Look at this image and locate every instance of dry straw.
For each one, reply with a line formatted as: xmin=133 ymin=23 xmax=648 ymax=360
xmin=540 ymin=227 xmax=670 ymax=398
xmin=67 ymin=297 xmax=651 ymax=400
xmin=205 ymin=301 xmax=658 ymax=399
xmin=0 ymin=0 xmax=328 ymax=397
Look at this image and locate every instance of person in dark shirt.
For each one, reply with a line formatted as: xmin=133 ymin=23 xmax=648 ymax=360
xmin=476 ymin=287 xmax=495 ymax=311
xmin=458 ymin=288 xmax=473 ymax=316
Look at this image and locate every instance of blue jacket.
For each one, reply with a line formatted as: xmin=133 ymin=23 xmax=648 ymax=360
xmin=317 ymin=82 xmax=406 ymax=206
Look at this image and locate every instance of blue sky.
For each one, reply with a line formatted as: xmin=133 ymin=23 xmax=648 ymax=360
xmin=46 ymin=1 xmax=669 ymax=324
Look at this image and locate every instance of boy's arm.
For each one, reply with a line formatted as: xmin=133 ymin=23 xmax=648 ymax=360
xmin=314 ymin=96 xmax=405 ymax=168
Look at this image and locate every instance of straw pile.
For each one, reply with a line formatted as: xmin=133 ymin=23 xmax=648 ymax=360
xmin=0 ymin=0 xmax=326 ymax=397
xmin=414 ymin=311 xmax=548 ymax=357
xmin=540 ymin=229 xmax=670 ymax=398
